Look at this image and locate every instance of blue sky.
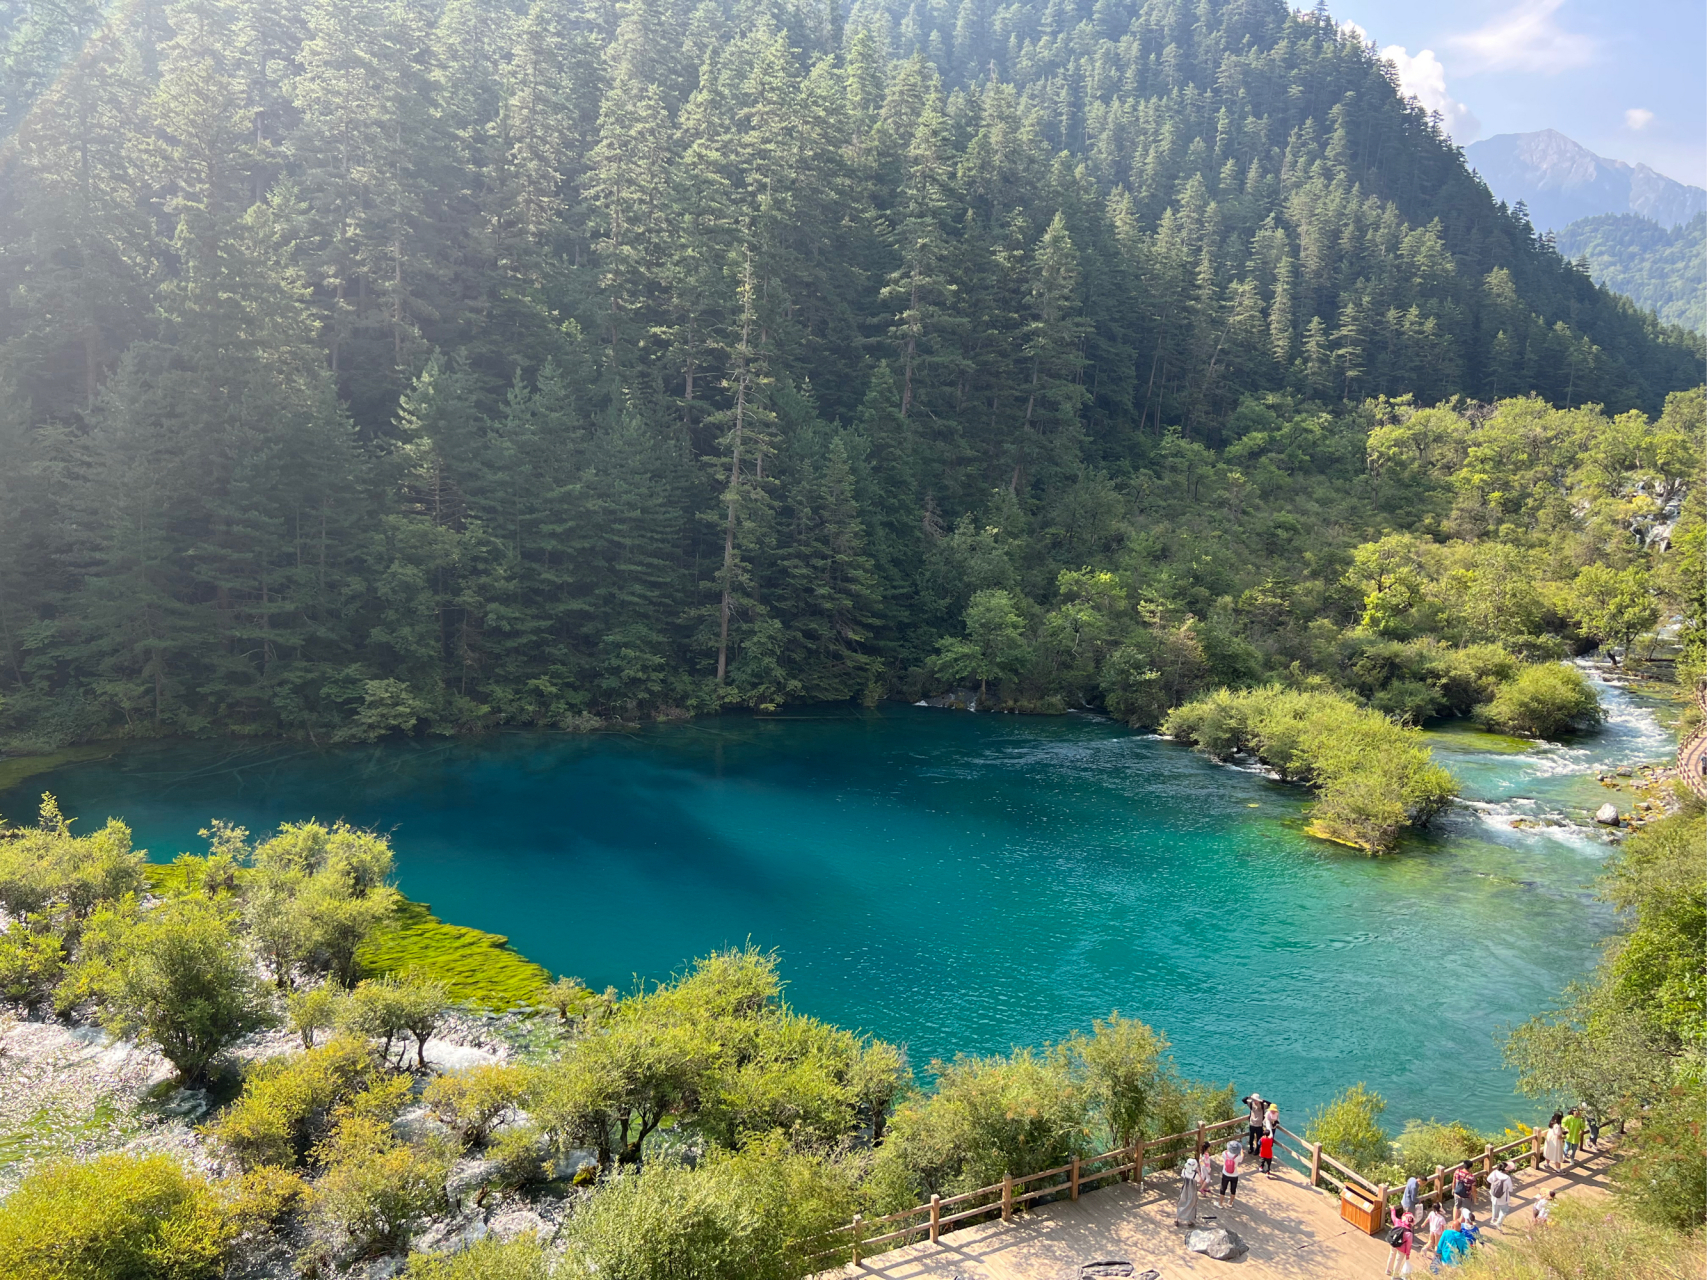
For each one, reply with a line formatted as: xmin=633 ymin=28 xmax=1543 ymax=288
xmin=1331 ymin=0 xmax=1705 ymax=186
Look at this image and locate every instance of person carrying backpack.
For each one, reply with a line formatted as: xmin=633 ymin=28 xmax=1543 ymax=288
xmin=1218 ymin=1141 xmax=1242 ymax=1207
xmin=1487 ymin=1161 xmax=1514 ymax=1228
xmin=1451 ymin=1160 xmax=1477 ymax=1216
xmin=1384 ymin=1207 xmax=1415 ymax=1277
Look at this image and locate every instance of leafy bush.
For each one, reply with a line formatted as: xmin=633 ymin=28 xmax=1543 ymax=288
xmin=0 ymin=918 xmax=64 ymax=1006
xmin=488 ymin=1124 xmax=552 ymax=1189
xmin=1391 ymin=1119 xmax=1490 ymax=1178
xmin=424 ymin=1063 xmax=528 ymax=1149
xmin=210 ymin=1036 xmax=375 ymax=1170
xmin=100 ymin=897 xmax=274 ymax=1085
xmin=1611 ymin=1080 xmax=1706 ymax=1230
xmin=557 ymin=1142 xmax=857 ymax=1280
xmin=1164 ymin=686 xmax=1458 ymax=851
xmin=1304 ymin=1082 xmax=1391 ymax=1174
xmin=0 ymin=1153 xmax=236 ymax=1280
xmin=306 ymin=1110 xmax=452 ymax=1262
xmin=339 ymin=971 xmax=447 ymax=1068
xmin=0 ymin=796 xmax=143 ymax=919
xmin=1477 ymin=663 xmax=1602 ymax=738
xmin=287 ymin=984 xmax=345 ymax=1048
xmin=406 ymin=1234 xmax=551 ymax=1280
xmin=869 ymin=1049 xmax=1087 ymax=1204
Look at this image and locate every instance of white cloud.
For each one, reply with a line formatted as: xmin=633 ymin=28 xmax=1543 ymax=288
xmin=1340 ymin=20 xmax=1369 ymax=44
xmin=1449 ymin=0 xmax=1597 ymax=75
xmin=1383 ymin=46 xmax=1482 ymax=142
xmin=1624 ymin=107 xmax=1655 ymax=131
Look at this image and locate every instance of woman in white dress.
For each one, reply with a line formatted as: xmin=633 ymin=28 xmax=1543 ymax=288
xmin=1177 ymin=1153 xmax=1201 ymax=1225
xmin=1543 ymin=1121 xmax=1564 ymax=1169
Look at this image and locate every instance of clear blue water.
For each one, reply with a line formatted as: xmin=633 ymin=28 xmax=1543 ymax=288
xmin=1 ymin=671 xmax=1673 ymax=1131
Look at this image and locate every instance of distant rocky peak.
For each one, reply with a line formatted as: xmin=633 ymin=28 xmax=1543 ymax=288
xmin=1465 ymin=130 xmax=1706 ymax=232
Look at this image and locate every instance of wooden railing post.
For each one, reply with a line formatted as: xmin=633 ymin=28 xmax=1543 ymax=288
xmin=1133 ymin=1137 xmax=1145 ymax=1191
xmin=851 ymin=1214 xmax=863 ymax=1265
xmin=1196 ymin=1121 xmax=1207 ymax=1163
xmin=929 ymin=1194 xmax=941 ymax=1243
xmin=1309 ymin=1142 xmax=1322 ymax=1189
xmin=1376 ymin=1182 xmax=1388 ymax=1220
xmin=1531 ymin=1132 xmax=1542 ymax=1171
xmin=1002 ymin=1171 xmax=1013 ymax=1221
xmin=1433 ymin=1164 xmax=1444 ymax=1205
xmin=1071 ymin=1154 xmax=1081 ymax=1201
xmin=1483 ymin=1143 xmax=1494 ymax=1183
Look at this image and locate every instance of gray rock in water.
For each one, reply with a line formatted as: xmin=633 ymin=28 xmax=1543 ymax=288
xmin=1594 ymin=802 xmax=1620 ymax=826
xmin=1186 ymin=1227 xmax=1247 ymax=1260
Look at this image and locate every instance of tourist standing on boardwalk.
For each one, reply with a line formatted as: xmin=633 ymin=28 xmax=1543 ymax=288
xmin=1258 ymin=1130 xmax=1275 ymax=1176
xmin=1218 ymin=1142 xmax=1241 ymax=1207
xmin=1385 ymin=1207 xmax=1415 ymax=1277
xmin=1401 ymin=1175 xmax=1420 ymax=1218
xmin=1487 ymin=1162 xmax=1514 ymax=1228
xmin=1264 ymin=1101 xmax=1279 ymax=1140
xmin=1562 ymin=1108 xmax=1587 ymax=1161
xmin=1176 ymin=1151 xmax=1201 ymax=1226
xmin=1242 ymin=1094 xmax=1265 ymax=1159
xmin=1196 ymin=1142 xmax=1213 ymax=1198
xmin=1422 ymin=1203 xmax=1447 ymax=1257
xmin=1451 ymin=1160 xmax=1477 ymax=1216
xmin=1542 ymin=1116 xmax=1564 ymax=1169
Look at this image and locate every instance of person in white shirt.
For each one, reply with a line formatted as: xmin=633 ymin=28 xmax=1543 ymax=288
xmin=1487 ymin=1161 xmax=1514 ymax=1228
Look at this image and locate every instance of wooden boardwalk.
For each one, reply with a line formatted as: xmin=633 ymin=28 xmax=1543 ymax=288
xmin=819 ymin=1143 xmax=1619 ymax=1280
xmin=1679 ymin=682 xmax=1707 ymax=800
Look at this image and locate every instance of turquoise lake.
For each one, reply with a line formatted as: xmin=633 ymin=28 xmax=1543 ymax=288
xmin=1 ymin=670 xmax=1674 ymax=1132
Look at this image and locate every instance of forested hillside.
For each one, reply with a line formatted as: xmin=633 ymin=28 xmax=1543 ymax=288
xmin=1557 ymin=213 xmax=1707 ymax=334
xmin=0 ymin=0 xmax=1701 ymax=746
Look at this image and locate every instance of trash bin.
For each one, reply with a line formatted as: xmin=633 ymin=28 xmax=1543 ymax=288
xmin=1340 ymin=1185 xmax=1383 ymax=1235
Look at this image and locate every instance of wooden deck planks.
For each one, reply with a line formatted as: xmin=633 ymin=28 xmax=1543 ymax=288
xmin=818 ymin=1144 xmax=1620 ymax=1280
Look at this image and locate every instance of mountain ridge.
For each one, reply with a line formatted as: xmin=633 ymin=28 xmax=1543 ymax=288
xmin=1466 ymin=130 xmax=1707 ymax=233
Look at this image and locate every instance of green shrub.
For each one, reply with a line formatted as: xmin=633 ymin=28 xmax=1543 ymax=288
xmin=1164 ymin=686 xmax=1458 ymax=851
xmin=0 ymin=796 xmax=143 ymax=919
xmin=424 ymin=1063 xmax=528 ymax=1149
xmin=1611 ymin=1080 xmax=1706 ymax=1230
xmin=339 ymin=971 xmax=447 ymax=1068
xmin=406 ymin=1235 xmax=551 ymax=1280
xmin=488 ymin=1124 xmax=551 ymax=1189
xmin=1477 ymin=663 xmax=1602 ymax=738
xmin=557 ymin=1141 xmax=857 ymax=1280
xmin=1391 ymin=1119 xmax=1489 ymax=1178
xmin=287 ymin=984 xmax=345 ymax=1048
xmin=0 ymin=918 xmax=64 ymax=1006
xmin=100 ymin=897 xmax=274 ymax=1085
xmin=1304 ymin=1082 xmax=1391 ymax=1174
xmin=869 ymin=1049 xmax=1087 ymax=1204
xmin=307 ymin=1111 xmax=452 ymax=1262
xmin=0 ymin=1153 xmax=235 ymax=1280
xmin=1432 ymin=644 xmax=1521 ymax=714
xmin=209 ymin=1036 xmax=374 ymax=1170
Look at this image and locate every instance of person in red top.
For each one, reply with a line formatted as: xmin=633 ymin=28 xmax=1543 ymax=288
xmin=1258 ymin=1130 xmax=1275 ymax=1176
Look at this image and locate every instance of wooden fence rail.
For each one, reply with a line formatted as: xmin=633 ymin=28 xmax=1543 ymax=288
xmin=821 ymin=1104 xmax=1604 ymax=1264
xmin=826 ymin=1116 xmax=1249 ymax=1262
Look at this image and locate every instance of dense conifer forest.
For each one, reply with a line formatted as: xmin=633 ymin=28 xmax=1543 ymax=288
xmin=0 ymin=0 xmax=1701 ymax=749
xmin=1556 ymin=213 xmax=1707 ymax=335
